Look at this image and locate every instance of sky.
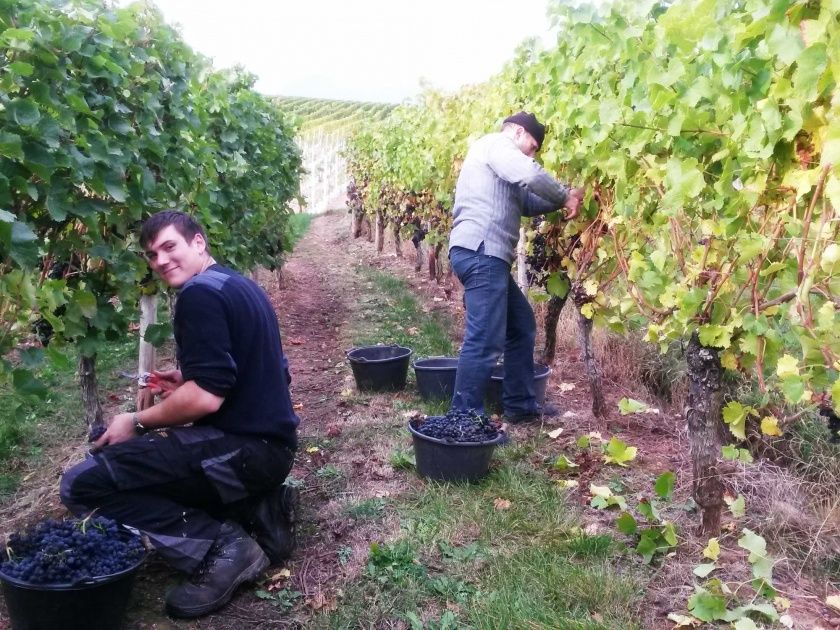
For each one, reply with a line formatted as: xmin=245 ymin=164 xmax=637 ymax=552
xmin=120 ymin=0 xmax=557 ymax=104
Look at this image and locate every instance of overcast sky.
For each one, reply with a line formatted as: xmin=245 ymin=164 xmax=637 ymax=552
xmin=121 ymin=0 xmax=556 ymax=103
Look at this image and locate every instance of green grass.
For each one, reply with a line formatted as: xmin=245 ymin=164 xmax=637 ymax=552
xmin=0 ymin=335 xmax=139 ymax=500
xmin=316 ymin=459 xmax=642 ymax=628
xmin=351 ymin=265 xmax=453 ymax=359
xmin=314 ymin=262 xmax=644 ymax=628
xmin=345 ymin=497 xmax=387 ymax=520
xmin=286 ymin=212 xmax=313 ymax=251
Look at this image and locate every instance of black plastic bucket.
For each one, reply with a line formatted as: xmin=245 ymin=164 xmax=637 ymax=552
xmin=0 ymin=553 xmax=145 ymax=630
xmin=413 ymin=357 xmax=458 ymax=401
xmin=485 ymin=363 xmax=552 ymax=415
xmin=408 ymin=420 xmax=506 ymax=482
xmin=347 ymin=345 xmax=413 ymax=391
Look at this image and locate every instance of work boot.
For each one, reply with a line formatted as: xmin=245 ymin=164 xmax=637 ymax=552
xmin=505 ymin=403 xmax=561 ymax=424
xmin=165 ymin=521 xmax=269 ymax=618
xmin=249 ymin=484 xmax=299 ymax=564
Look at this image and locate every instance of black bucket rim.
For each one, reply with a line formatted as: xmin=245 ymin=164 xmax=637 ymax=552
xmin=0 ymin=549 xmax=145 ymax=591
xmin=346 ymin=344 xmax=413 ymax=364
xmin=408 ymin=420 xmax=506 ymax=447
xmin=412 ymin=356 xmax=459 ymax=370
xmin=490 ymin=363 xmax=552 ymax=382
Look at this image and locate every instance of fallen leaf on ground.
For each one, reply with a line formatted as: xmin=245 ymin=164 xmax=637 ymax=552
xmin=558 ymin=382 xmax=576 ymax=392
xmin=563 ymin=411 xmax=578 ymax=418
xmin=289 ymin=338 xmax=304 ymax=345
xmin=306 ymin=446 xmax=320 ymax=454
xmin=584 ymin=522 xmax=600 ymax=535
xmin=557 ymin=479 xmax=579 ymax=489
xmin=827 ymin=595 xmax=840 ymax=611
xmin=307 ymin=591 xmax=337 ymax=611
xmin=433 ymin=297 xmax=444 ymax=302
xmin=547 ymin=427 xmax=564 ymax=439
xmin=406 ymin=327 xmax=419 ymax=336
xmin=293 ymin=402 xmax=304 ymax=411
xmin=268 ymin=568 xmax=291 ymax=581
xmin=774 ymin=596 xmax=791 ymax=611
xmin=325 ymin=423 xmax=343 ymax=438
xmin=494 ymin=498 xmax=512 ymax=510
xmin=667 ymin=613 xmax=701 ymax=627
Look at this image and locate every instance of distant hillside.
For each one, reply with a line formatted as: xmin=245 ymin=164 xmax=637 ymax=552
xmin=274 ymin=96 xmax=394 ymax=135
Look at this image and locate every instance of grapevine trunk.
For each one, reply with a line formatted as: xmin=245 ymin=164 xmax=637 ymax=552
xmin=542 ymin=294 xmax=567 ymax=365
xmin=374 ymin=212 xmax=385 ymax=253
xmin=685 ymin=331 xmax=725 ymax=536
xmin=577 ymin=308 xmax=606 ymax=418
xmin=78 ymin=354 xmax=103 ymax=429
xmin=393 ymin=223 xmax=402 ymax=258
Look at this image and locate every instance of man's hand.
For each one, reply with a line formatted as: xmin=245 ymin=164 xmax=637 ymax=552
xmin=148 ymin=369 xmax=183 ymax=399
xmin=563 ymin=187 xmax=585 ymax=220
xmin=91 ymin=413 xmax=137 ymax=452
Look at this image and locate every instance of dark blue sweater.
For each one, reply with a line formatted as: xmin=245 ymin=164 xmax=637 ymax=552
xmin=174 ymin=265 xmax=299 ymax=449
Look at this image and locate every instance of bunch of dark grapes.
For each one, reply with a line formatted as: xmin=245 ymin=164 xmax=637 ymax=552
xmin=820 ymin=406 xmax=840 ymax=444
xmin=526 ymin=219 xmax=563 ymax=288
xmin=414 ymin=409 xmax=500 ymax=443
xmin=0 ymin=516 xmax=144 ymax=585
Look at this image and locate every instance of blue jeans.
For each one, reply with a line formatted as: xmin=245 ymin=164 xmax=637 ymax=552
xmin=449 ymin=244 xmax=537 ymax=415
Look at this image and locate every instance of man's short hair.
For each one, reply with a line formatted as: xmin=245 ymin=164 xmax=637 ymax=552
xmin=140 ymin=210 xmax=207 ymax=249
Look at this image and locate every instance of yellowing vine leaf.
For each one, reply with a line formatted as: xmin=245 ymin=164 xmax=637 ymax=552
xmin=773 ymin=596 xmax=791 ymax=612
xmin=703 ymin=537 xmax=720 ymax=561
xmin=602 ymin=437 xmax=638 ymax=466
xmin=589 ymin=484 xmax=627 ymax=510
xmin=760 ymin=416 xmax=782 ymax=437
xmin=720 ymin=351 xmax=738 ymax=370
xmin=725 ymin=493 xmax=746 ymax=518
xmin=583 ymin=279 xmax=599 ymax=296
xmin=722 ymin=401 xmax=754 ymax=440
xmin=776 ymin=354 xmax=800 ymax=378
xmin=618 ymin=397 xmax=648 ymax=415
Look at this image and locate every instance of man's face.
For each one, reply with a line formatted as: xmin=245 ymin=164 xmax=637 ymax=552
xmin=513 ymin=126 xmax=539 ymax=158
xmin=143 ymin=224 xmax=207 ymax=288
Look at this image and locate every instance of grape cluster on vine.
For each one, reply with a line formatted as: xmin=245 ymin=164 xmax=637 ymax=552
xmin=0 ymin=516 xmax=144 ymax=585
xmin=414 ymin=409 xmax=501 ymax=443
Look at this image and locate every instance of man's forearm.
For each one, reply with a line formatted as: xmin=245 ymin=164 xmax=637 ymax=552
xmin=135 ymin=381 xmax=224 ymax=429
xmin=523 ymin=190 xmax=564 ymax=217
xmin=523 ymin=171 xmax=569 ymax=208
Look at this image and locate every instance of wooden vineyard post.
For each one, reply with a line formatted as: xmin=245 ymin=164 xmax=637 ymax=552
xmin=136 ymin=293 xmax=158 ymax=412
xmin=516 ymin=227 xmax=528 ymax=294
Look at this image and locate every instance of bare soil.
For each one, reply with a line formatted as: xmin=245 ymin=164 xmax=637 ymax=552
xmin=0 ymin=210 xmax=835 ymax=629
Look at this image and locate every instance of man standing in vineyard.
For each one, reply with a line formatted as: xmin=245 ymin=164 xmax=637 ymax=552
xmin=60 ymin=211 xmax=299 ymax=618
xmin=449 ymin=111 xmax=583 ymax=422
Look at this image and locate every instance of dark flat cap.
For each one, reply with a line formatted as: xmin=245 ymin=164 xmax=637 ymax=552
xmin=503 ymin=111 xmax=546 ymax=150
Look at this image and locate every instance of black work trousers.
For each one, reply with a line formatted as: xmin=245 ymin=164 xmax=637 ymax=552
xmin=60 ymin=425 xmax=295 ymax=573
